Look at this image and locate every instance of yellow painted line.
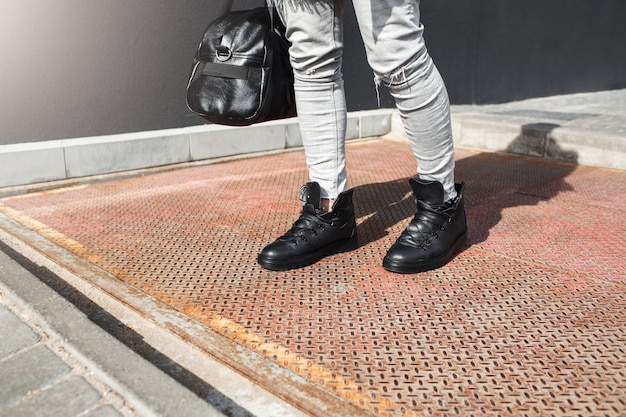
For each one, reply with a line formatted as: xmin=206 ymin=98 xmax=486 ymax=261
xmin=0 ymin=202 xmax=104 ymax=266
xmin=194 ymin=310 xmax=423 ymax=417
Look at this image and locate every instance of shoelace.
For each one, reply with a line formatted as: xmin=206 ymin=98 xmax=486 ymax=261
xmin=280 ymin=210 xmax=327 ymax=245
xmin=398 ymin=201 xmax=456 ymax=249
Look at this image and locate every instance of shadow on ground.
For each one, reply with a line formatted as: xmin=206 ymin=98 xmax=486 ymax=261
xmin=353 ymin=124 xmax=578 ymax=250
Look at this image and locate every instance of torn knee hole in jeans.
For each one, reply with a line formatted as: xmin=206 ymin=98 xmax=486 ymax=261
xmin=374 ymin=66 xmax=409 ymax=106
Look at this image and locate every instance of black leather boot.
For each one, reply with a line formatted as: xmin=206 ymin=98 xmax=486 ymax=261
xmin=258 ymin=182 xmax=358 ymax=271
xmin=383 ymin=179 xmax=467 ymax=274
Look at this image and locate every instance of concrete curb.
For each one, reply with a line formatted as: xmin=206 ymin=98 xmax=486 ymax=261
xmin=0 ymin=110 xmax=393 ymax=188
xmin=384 ymin=108 xmax=626 ymax=171
xmin=383 ymin=89 xmax=626 ymax=171
xmin=450 ymin=112 xmax=626 ymax=170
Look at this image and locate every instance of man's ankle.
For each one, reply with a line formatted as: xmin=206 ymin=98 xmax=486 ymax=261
xmin=321 ymin=198 xmax=335 ymax=213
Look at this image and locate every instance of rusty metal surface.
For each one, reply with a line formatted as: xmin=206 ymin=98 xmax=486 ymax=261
xmin=1 ymin=139 xmax=625 ymax=417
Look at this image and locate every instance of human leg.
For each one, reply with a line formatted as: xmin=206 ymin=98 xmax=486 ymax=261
xmin=351 ymin=0 xmax=455 ymax=201
xmin=352 ymin=0 xmax=466 ymax=272
xmin=273 ymin=0 xmax=348 ymax=200
xmin=258 ymin=1 xmax=357 ymax=270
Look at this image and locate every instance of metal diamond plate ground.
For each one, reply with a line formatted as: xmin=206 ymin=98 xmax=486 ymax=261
xmin=1 ymin=139 xmax=625 ymax=417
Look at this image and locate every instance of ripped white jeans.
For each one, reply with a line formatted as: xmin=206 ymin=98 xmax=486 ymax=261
xmin=272 ymin=0 xmax=456 ymax=201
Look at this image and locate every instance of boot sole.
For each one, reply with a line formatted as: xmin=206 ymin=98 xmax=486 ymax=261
xmin=257 ymin=234 xmax=359 ymax=271
xmin=382 ymin=229 xmax=468 ymax=274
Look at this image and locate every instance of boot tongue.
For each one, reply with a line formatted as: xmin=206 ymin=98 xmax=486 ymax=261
xmin=409 ymin=178 xmax=444 ymax=206
xmin=299 ymin=182 xmax=322 ymax=214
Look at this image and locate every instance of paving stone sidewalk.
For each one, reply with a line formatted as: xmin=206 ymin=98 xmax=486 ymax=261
xmin=0 ymin=292 xmax=130 ymax=417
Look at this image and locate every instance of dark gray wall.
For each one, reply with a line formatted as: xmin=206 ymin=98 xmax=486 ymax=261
xmin=344 ymin=0 xmax=626 ymax=109
xmin=422 ymin=0 xmax=626 ymax=105
xmin=1 ymin=0 xmax=625 ymax=145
